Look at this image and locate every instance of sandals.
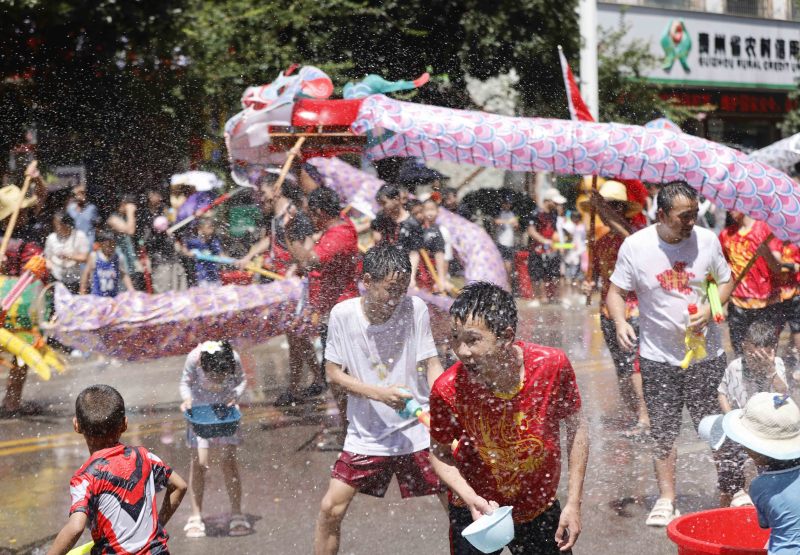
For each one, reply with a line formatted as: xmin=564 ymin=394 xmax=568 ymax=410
xmin=229 ymin=514 xmax=252 ymax=537
xmin=184 ymin=515 xmax=206 ymax=538
xmin=731 ymin=490 xmax=754 ymax=507
xmin=646 ymin=498 xmax=680 ymax=527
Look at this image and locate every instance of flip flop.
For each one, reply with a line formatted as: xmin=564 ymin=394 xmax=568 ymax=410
xmin=184 ymin=515 xmax=206 ymax=538
xmin=229 ymin=514 xmax=252 ymax=537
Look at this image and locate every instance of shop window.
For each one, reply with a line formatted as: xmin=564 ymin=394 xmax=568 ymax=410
xmin=725 ymin=0 xmax=765 ymax=17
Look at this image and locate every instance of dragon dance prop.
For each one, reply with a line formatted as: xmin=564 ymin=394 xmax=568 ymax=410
xmin=749 ymin=131 xmax=800 ymax=174
xmin=191 ymin=250 xmax=284 ymax=281
xmin=351 ymin=95 xmax=800 ymax=242
xmin=51 ymin=279 xmax=452 ymax=361
xmin=0 ymin=256 xmax=64 ymax=380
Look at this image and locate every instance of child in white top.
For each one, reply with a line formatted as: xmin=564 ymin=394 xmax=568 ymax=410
xmin=716 ymin=321 xmax=789 ymax=508
xmin=179 ymin=340 xmax=249 ymax=537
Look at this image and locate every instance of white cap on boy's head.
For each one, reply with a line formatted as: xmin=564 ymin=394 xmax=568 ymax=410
xmin=722 ymin=393 xmax=800 ymax=460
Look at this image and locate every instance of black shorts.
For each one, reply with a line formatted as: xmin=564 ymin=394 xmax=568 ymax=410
xmin=639 ymin=354 xmax=727 ymax=459
xmin=497 ymin=245 xmax=516 ymax=261
xmin=714 ymin=438 xmax=748 ymax=495
xmin=528 ymin=251 xmax=561 ymax=282
xmin=776 ymin=297 xmax=800 ymax=335
xmin=448 ymin=501 xmax=569 ymax=555
xmin=600 ymin=315 xmax=640 ymax=378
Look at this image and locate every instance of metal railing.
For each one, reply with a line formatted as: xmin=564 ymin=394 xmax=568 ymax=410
xmin=725 ymin=0 xmax=766 ymax=17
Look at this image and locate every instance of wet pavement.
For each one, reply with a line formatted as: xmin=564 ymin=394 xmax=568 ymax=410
xmin=0 ymin=296 xmax=731 ymax=554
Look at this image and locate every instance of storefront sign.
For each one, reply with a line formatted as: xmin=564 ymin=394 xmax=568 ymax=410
xmin=660 ymin=90 xmax=798 ymax=114
xmin=598 ymin=3 xmax=800 ymax=90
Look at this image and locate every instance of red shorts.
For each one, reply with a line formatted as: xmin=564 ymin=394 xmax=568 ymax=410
xmin=332 ymin=449 xmax=444 ymax=499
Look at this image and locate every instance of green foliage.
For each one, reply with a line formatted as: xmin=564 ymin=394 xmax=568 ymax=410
xmin=597 ymin=18 xmax=697 ymax=125
xmin=0 ymin=0 xmax=583 ymax=188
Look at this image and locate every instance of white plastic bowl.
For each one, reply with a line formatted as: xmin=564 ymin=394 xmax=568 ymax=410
xmin=461 ymin=506 xmax=514 ymax=553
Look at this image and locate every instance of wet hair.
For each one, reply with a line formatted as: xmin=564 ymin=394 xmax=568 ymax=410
xmin=363 ymin=245 xmax=411 ymax=280
xmin=406 ymin=199 xmax=423 ymax=211
xmin=96 ymin=229 xmax=116 ymax=244
xmin=119 ymin=194 xmax=137 ymax=206
xmin=199 ymin=340 xmax=236 ymax=376
xmin=301 ymin=162 xmax=324 ymax=186
xmin=307 ymin=186 xmax=341 ymax=217
xmin=657 ymin=181 xmax=698 ymax=215
xmin=745 ymin=321 xmax=779 ymax=349
xmin=281 ymin=180 xmax=305 ymax=205
xmin=376 ymin=183 xmax=401 ymax=201
xmin=450 ymin=281 xmax=517 ymax=337
xmin=75 ymin=385 xmax=126 ymax=437
xmin=443 ymin=187 xmax=458 ymax=198
xmin=53 ymin=210 xmax=75 ymax=229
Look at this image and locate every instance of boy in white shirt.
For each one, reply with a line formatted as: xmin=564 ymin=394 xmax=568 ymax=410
xmin=716 ymin=321 xmax=789 ymax=508
xmin=313 ymin=245 xmax=446 ymax=555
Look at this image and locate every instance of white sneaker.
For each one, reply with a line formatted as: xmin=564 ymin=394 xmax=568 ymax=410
xmin=646 ymin=498 xmax=680 ymax=527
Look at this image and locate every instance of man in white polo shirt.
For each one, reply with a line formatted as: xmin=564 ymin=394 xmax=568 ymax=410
xmin=607 ymin=181 xmax=735 ymax=527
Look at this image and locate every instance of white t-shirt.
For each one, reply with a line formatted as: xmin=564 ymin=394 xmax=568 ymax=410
xmin=325 ymin=295 xmax=439 ymax=456
xmin=440 ymin=224 xmax=454 ymax=262
xmin=496 ymin=210 xmax=516 ymax=248
xmin=718 ymin=356 xmax=788 ymax=410
xmin=610 ymin=225 xmax=732 ymax=366
xmin=44 ymin=230 xmax=90 ymax=282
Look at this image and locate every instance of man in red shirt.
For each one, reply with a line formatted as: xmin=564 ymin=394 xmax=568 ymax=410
xmin=286 ymin=186 xmax=360 ymax=390
xmin=770 ymin=237 xmax=800 ymax=367
xmin=719 ymin=212 xmax=780 ymax=355
xmin=430 ymin=282 xmax=588 ymax=554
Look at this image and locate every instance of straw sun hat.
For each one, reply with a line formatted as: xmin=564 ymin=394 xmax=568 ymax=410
xmin=722 ymin=392 xmax=800 ymax=460
xmin=0 ymin=185 xmax=37 ymax=222
xmin=579 ymin=180 xmax=642 ymax=218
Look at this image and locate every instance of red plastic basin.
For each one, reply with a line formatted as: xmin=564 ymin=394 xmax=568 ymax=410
xmin=667 ymin=507 xmax=769 ymax=555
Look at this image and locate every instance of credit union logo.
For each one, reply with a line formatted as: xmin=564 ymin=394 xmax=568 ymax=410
xmin=661 ymin=19 xmax=692 ymax=73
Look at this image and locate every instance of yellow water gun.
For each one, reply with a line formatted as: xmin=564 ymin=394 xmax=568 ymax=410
xmin=679 ymin=304 xmax=707 ymax=369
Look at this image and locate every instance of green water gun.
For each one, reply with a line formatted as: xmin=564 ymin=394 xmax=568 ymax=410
xmin=706 ymin=275 xmax=725 ymax=323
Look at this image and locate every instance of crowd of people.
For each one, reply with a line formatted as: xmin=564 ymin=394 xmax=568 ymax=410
xmin=2 ymin=158 xmax=798 ymax=554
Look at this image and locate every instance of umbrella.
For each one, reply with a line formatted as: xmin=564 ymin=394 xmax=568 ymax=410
xmin=308 ymin=157 xmax=510 ymax=290
xmin=749 ymin=131 xmax=800 ymax=174
xmin=352 ymin=95 xmax=800 ymax=242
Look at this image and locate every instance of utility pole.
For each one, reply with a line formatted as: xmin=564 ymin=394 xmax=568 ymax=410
xmin=578 ymin=0 xmax=599 ymax=121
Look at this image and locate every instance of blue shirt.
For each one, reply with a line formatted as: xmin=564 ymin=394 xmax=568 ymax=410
xmin=750 ymin=465 xmax=800 ymax=554
xmin=90 ymin=250 xmax=127 ymax=297
xmin=186 ymin=236 xmax=222 ymax=284
xmin=66 ymin=202 xmax=99 ymax=246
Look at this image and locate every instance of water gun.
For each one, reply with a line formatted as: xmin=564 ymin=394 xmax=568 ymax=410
xmin=706 ymin=275 xmax=725 ymax=323
xmin=190 ymin=250 xmax=284 ymax=281
xmin=168 ymin=188 xmax=247 ymax=234
xmin=67 ymin=542 xmax=94 ymax=555
xmin=398 ymin=397 xmax=430 ymax=428
xmin=679 ymin=304 xmax=707 ymax=369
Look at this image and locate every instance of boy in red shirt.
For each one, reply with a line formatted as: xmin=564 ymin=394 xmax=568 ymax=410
xmin=430 ymin=282 xmax=589 ymax=554
xmin=48 ymin=385 xmax=187 ymax=555
xmin=719 ymin=212 xmax=780 ymax=355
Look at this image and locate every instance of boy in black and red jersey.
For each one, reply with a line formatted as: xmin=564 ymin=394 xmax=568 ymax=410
xmin=47 ymin=385 xmax=187 ymax=555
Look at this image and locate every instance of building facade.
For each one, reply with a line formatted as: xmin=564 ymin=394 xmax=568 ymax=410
xmin=599 ymin=0 xmax=800 ymax=148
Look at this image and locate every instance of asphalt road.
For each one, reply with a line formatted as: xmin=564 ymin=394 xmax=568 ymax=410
xmin=0 ymin=298 xmax=730 ymax=554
